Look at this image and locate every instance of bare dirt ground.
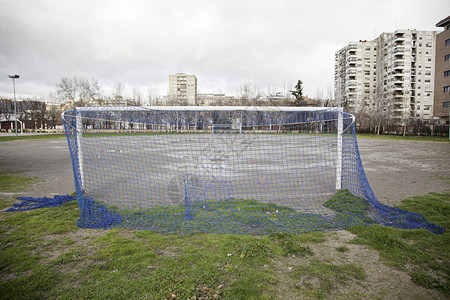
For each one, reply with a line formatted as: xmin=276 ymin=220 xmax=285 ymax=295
xmin=0 ymin=136 xmax=449 ymax=299
xmin=1 ymin=136 xmax=448 ymax=205
xmin=357 ymin=138 xmax=450 ymax=206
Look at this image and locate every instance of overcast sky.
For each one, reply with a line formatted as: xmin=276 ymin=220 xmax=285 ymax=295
xmin=0 ymin=0 xmax=448 ymax=101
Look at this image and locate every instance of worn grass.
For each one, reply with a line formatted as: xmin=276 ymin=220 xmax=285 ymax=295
xmin=0 ymin=171 xmax=36 ymax=193
xmin=348 ymin=193 xmax=450 ymax=295
xmin=290 ymin=259 xmax=366 ymax=299
xmin=0 ymin=171 xmax=448 ymax=299
xmin=0 ymin=134 xmax=66 ymax=142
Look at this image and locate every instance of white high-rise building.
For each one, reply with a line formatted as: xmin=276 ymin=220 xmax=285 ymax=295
xmin=169 ymin=73 xmax=197 ymax=105
xmin=334 ymin=40 xmax=377 ymax=111
xmin=335 ymin=29 xmax=437 ymax=120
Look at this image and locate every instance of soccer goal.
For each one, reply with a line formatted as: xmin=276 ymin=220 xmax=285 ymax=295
xmin=62 ymin=106 xmax=443 ymax=234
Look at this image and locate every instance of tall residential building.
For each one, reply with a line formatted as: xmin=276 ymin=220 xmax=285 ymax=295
xmin=335 ymin=29 xmax=437 ymax=120
xmin=433 ymin=16 xmax=450 ymax=123
xmin=169 ymin=73 xmax=197 ymax=105
xmin=334 ymin=40 xmax=377 ymax=111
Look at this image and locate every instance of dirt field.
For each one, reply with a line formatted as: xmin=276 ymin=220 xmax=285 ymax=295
xmin=0 ymin=136 xmax=448 ymax=205
xmin=357 ymin=138 xmax=450 ymax=206
xmin=0 ymin=136 xmax=449 ymax=299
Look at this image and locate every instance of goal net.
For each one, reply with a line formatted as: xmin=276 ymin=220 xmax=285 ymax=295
xmin=62 ymin=106 xmax=443 ymax=234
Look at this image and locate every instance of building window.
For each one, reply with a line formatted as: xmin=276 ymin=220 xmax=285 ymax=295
xmin=446 ymin=39 xmax=450 ymax=46
xmin=444 ymin=86 xmax=450 ymax=93
xmin=445 ymin=70 xmax=450 ymax=77
xmin=446 ymin=54 xmax=450 ymax=61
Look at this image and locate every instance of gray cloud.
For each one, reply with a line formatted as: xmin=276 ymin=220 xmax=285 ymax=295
xmin=0 ymin=0 xmax=448 ymax=100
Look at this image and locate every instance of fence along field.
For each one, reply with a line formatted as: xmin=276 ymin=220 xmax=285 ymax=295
xmin=61 ymin=106 xmax=443 ymax=234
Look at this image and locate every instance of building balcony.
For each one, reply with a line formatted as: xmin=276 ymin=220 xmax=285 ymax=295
xmin=394 ymin=33 xmax=405 ymax=40
xmin=394 ymin=47 xmax=405 ymax=54
xmin=394 ymin=62 xmax=405 ymax=69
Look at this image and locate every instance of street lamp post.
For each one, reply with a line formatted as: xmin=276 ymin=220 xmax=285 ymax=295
xmin=8 ymin=75 xmax=20 ymax=136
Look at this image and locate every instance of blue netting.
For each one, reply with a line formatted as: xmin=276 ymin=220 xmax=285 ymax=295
xmin=61 ymin=107 xmax=444 ymax=234
xmin=5 ymin=195 xmax=76 ymax=211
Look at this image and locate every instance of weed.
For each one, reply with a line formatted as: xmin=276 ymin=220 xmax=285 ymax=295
xmin=336 ymin=246 xmax=350 ymax=253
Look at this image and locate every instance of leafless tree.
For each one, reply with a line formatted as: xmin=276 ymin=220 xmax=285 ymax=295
xmin=47 ymin=103 xmax=62 ymax=129
xmin=131 ymin=86 xmax=143 ymax=106
xmin=56 ymin=76 xmax=100 ymax=108
xmin=370 ymin=93 xmax=394 ymax=135
xmin=353 ymin=105 xmax=372 ymax=132
xmin=147 ymin=84 xmax=160 ymax=106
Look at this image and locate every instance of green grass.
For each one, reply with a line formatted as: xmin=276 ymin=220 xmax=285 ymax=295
xmin=1 ymin=172 xmax=449 ymax=299
xmin=323 ymin=189 xmax=375 ymax=226
xmin=348 ymin=193 xmax=450 ymax=295
xmin=291 ymin=259 xmax=366 ymax=299
xmin=357 ymin=134 xmax=450 ymax=142
xmin=0 ymin=134 xmax=66 ymax=142
xmin=0 ymin=171 xmax=36 ymax=193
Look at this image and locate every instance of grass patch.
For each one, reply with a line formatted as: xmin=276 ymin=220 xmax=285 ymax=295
xmin=323 ymin=189 xmax=371 ymax=214
xmin=0 ymin=134 xmax=66 ymax=142
xmin=348 ymin=193 xmax=450 ymax=295
xmin=336 ymin=246 xmax=350 ymax=253
xmin=1 ymin=190 xmax=449 ymax=298
xmin=270 ymin=232 xmax=313 ymax=257
xmin=357 ymin=134 xmax=450 ymax=142
xmin=291 ymin=259 xmax=366 ymax=299
xmin=1 ymin=197 xmax=326 ymax=299
xmin=323 ymin=189 xmax=375 ymax=227
xmin=0 ymin=171 xmax=36 ymax=193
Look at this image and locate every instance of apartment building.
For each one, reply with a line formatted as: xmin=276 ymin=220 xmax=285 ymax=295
xmin=335 ymin=29 xmax=437 ymax=120
xmin=168 ymin=73 xmax=197 ymax=105
xmin=334 ymin=40 xmax=377 ymax=111
xmin=433 ymin=16 xmax=450 ymax=123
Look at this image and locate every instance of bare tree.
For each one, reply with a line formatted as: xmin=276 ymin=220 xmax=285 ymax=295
xmin=237 ymin=81 xmax=263 ymax=106
xmin=370 ymin=94 xmax=394 ymax=135
xmin=113 ymin=83 xmax=124 ymax=100
xmin=399 ymin=102 xmax=412 ymax=136
xmin=147 ymin=84 xmax=160 ymax=106
xmin=131 ymin=86 xmax=143 ymax=106
xmin=56 ymin=76 xmax=100 ymax=108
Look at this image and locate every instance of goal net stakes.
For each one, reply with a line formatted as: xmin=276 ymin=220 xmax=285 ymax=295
xmin=61 ymin=106 xmax=443 ymax=234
